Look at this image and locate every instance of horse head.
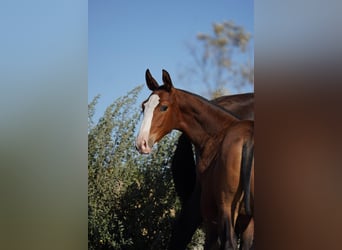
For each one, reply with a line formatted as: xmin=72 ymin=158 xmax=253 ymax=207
xmin=136 ymin=69 xmax=179 ymax=154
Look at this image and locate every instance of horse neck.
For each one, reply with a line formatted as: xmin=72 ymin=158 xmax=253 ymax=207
xmin=175 ymin=89 xmax=238 ymax=150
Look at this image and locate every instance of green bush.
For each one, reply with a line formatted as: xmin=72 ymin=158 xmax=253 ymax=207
xmin=88 ymin=86 xmax=182 ymax=249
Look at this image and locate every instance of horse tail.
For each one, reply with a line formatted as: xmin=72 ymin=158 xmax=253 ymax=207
xmin=241 ymin=140 xmax=254 ymax=216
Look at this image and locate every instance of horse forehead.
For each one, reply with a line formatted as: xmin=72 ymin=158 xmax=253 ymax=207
xmin=155 ymin=89 xmax=173 ymax=101
xmin=144 ymin=94 xmax=160 ymax=109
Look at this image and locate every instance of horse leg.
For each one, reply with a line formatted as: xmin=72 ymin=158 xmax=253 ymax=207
xmin=239 ymin=190 xmax=254 ymax=249
xmin=218 ymin=166 xmax=242 ymax=249
xmin=220 ymin=213 xmax=238 ymax=250
xmin=218 ymin=169 xmax=241 ymax=249
xmin=219 ymin=136 xmax=252 ymax=250
xmin=241 ymin=217 xmax=254 ymax=250
xmin=204 ymin=221 xmax=219 ymax=250
xmin=241 ymin=160 xmax=254 ymax=250
xmin=168 ymin=185 xmax=202 ymax=250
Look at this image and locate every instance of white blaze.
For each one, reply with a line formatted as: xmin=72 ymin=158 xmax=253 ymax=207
xmin=136 ymin=94 xmax=160 ymax=153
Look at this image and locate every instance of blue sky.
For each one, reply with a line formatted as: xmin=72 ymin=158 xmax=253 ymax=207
xmin=89 ymin=0 xmax=254 ymax=121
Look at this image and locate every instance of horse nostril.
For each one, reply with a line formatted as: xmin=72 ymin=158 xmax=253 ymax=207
xmin=142 ymin=139 xmax=148 ymax=149
xmin=135 ymin=139 xmax=147 ymax=153
xmin=135 ymin=138 xmax=151 ymax=154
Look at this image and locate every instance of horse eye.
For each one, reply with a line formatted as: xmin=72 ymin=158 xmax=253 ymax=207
xmin=160 ymin=105 xmax=168 ymax=112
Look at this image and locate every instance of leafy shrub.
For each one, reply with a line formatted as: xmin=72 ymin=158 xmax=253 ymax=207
xmin=88 ymin=86 xmax=182 ymax=249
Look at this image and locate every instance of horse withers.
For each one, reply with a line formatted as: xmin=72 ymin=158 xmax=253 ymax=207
xmin=136 ymin=69 xmax=254 ymax=250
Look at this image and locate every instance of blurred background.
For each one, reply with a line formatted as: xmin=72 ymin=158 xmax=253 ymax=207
xmin=1 ymin=0 xmax=341 ymax=249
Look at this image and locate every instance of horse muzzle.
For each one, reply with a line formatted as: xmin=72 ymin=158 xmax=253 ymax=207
xmin=135 ymin=137 xmax=154 ymax=154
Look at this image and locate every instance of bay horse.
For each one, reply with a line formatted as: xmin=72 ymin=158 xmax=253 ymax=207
xmin=136 ymin=69 xmax=254 ymax=250
xmin=169 ymin=93 xmax=254 ymax=250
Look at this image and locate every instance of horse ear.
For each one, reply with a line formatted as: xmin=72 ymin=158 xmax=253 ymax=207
xmin=162 ymin=69 xmax=173 ymax=92
xmin=145 ymin=69 xmax=159 ymax=91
